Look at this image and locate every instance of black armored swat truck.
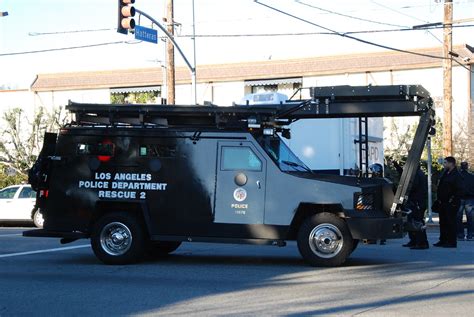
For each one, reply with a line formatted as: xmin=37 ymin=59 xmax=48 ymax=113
xmin=25 ymin=85 xmax=435 ymax=267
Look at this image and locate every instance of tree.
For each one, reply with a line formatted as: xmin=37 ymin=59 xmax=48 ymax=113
xmin=384 ymin=116 xmax=445 ymax=163
xmin=110 ymin=91 xmax=160 ymax=104
xmin=0 ymin=106 xmax=66 ymax=182
xmin=452 ymin=117 xmax=469 ymax=162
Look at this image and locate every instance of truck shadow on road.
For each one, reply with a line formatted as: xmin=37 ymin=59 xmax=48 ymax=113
xmin=2 ymin=242 xmax=473 ymax=316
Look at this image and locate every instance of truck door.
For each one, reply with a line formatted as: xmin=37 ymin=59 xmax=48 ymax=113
xmin=215 ymin=141 xmax=266 ymax=224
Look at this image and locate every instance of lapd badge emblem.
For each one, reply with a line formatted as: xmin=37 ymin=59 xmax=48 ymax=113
xmin=233 ymin=187 xmax=247 ymax=202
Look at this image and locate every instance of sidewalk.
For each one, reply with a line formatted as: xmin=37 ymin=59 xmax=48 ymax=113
xmin=425 ymin=216 xmax=439 ymax=227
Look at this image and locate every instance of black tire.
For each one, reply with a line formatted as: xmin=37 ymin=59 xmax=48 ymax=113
xmin=33 ymin=209 xmax=44 ymax=228
xmin=297 ymin=212 xmax=353 ymax=267
xmin=91 ymin=212 xmax=146 ymax=265
xmin=148 ymin=241 xmax=182 ymax=257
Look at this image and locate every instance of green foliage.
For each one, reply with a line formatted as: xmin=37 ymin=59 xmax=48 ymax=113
xmin=110 ymin=94 xmax=126 ymax=104
xmin=110 ymin=91 xmax=159 ymax=104
xmin=0 ymin=163 xmax=27 ymax=188
xmin=384 ymin=154 xmax=444 ymax=202
xmin=385 ymin=116 xmax=445 ymax=163
xmin=0 ymin=106 xmax=65 ymax=180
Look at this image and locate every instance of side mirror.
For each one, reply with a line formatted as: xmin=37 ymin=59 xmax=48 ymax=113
xmin=282 ymin=128 xmax=291 ymax=139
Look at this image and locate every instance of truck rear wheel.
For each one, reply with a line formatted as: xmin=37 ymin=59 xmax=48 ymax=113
xmin=91 ymin=212 xmax=146 ymax=265
xmin=297 ymin=212 xmax=353 ymax=267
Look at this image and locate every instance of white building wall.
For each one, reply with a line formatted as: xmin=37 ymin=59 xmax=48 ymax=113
xmin=1 ymin=64 xmax=469 ymax=169
xmin=212 ymin=81 xmax=246 ymax=106
xmin=0 ymin=90 xmax=36 ymax=131
xmin=174 ymin=82 xmax=218 ymax=105
xmin=0 ymin=90 xmax=35 ymax=114
xmin=180 ymin=81 xmax=245 ymax=107
xmin=33 ymin=89 xmax=110 ymax=110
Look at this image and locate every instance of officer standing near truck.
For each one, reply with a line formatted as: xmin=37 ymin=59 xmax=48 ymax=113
xmin=393 ymin=161 xmax=429 ymax=249
xmin=433 ymin=157 xmax=464 ymax=248
xmin=457 ymin=162 xmax=474 ymax=240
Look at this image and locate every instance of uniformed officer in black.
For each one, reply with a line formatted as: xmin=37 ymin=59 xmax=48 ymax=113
xmin=433 ymin=156 xmax=464 ymax=248
xmin=394 ymin=162 xmax=429 ymax=249
xmin=369 ymin=163 xmax=387 ymax=245
xmin=457 ymin=162 xmax=474 ymax=240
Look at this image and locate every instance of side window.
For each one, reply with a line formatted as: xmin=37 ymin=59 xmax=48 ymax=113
xmin=77 ymin=143 xmax=115 ymax=156
xmin=139 ymin=144 xmax=177 ymax=158
xmin=221 ymin=147 xmax=262 ymax=171
xmin=0 ymin=187 xmax=19 ymax=199
xmin=19 ymin=187 xmax=36 ymax=199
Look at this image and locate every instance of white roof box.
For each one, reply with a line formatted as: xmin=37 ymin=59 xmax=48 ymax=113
xmin=240 ymin=92 xmax=289 ymax=105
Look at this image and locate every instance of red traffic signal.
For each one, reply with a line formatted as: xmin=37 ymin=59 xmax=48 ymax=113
xmin=117 ymin=0 xmax=136 ymax=34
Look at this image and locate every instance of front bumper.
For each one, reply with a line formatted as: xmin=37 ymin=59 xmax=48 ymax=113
xmin=345 ymin=216 xmax=405 ymax=240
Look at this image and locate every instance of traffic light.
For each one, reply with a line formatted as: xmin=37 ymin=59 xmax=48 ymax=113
xmin=117 ymin=0 xmax=136 ymax=34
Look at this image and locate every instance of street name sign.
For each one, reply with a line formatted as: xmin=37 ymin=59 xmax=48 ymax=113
xmin=135 ymin=25 xmax=158 ymax=44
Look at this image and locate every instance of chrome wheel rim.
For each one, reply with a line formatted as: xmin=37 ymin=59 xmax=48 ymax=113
xmin=34 ymin=211 xmax=44 ymax=227
xmin=308 ymin=223 xmax=343 ymax=258
xmin=100 ymin=222 xmax=132 ymax=256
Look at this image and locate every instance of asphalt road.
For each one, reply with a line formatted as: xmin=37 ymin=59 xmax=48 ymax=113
xmin=0 ymin=225 xmax=473 ymax=316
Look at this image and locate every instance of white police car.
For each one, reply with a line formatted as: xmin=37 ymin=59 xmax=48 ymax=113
xmin=0 ymin=184 xmax=43 ymax=228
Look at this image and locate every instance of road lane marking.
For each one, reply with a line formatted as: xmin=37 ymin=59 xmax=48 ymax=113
xmin=0 ymin=245 xmax=90 ymax=258
xmin=0 ymin=234 xmax=22 ymax=237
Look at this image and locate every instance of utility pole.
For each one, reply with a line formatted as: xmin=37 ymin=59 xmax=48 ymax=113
xmin=166 ymin=0 xmax=175 ymax=104
xmin=427 ymin=136 xmax=433 ymax=223
xmin=191 ymin=0 xmax=197 ymax=105
xmin=442 ymin=0 xmax=453 ymax=157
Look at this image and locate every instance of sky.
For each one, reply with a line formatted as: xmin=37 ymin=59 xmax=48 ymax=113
xmin=0 ymin=0 xmax=473 ymax=88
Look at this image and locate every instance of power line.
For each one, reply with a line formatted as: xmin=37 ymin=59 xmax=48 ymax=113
xmin=172 ymin=24 xmax=474 ymax=38
xmin=0 ymin=41 xmax=128 ymax=57
xmin=295 ymin=0 xmax=409 ymax=28
xmin=370 ymin=0 xmax=428 ymax=23
xmin=3 ymin=29 xmax=473 ymax=73
xmin=254 ymin=1 xmax=473 ymax=73
xmin=254 ymin=1 xmax=451 ymax=60
xmin=6 ymin=25 xmax=474 ymax=58
xmin=28 ymin=28 xmax=115 ymax=36
xmin=25 ymin=22 xmax=474 ymax=38
xmin=369 ymin=1 xmax=445 ymax=45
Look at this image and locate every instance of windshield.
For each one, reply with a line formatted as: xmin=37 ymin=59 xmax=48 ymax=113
xmin=259 ymin=136 xmax=312 ymax=173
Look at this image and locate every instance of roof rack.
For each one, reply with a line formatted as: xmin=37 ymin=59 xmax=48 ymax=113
xmin=65 ymin=84 xmax=435 ymax=216
xmin=67 ymin=85 xmax=433 ymax=129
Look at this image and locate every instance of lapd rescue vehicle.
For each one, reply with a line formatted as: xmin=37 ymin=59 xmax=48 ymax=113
xmin=25 ymin=85 xmax=435 ymax=267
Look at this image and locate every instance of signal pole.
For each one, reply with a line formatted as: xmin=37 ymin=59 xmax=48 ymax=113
xmin=166 ymin=0 xmax=175 ymax=104
xmin=443 ymin=0 xmax=453 ymax=156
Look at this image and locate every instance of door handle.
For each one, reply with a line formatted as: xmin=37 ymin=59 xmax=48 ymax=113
xmin=256 ymin=180 xmax=261 ymax=189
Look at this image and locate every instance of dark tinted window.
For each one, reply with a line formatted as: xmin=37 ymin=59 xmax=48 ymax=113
xmin=77 ymin=143 xmax=114 ymax=156
xmin=19 ymin=187 xmax=36 ymax=199
xmin=139 ymin=144 xmax=176 ymax=157
xmin=221 ymin=147 xmax=262 ymax=171
xmin=259 ymin=136 xmax=310 ymax=172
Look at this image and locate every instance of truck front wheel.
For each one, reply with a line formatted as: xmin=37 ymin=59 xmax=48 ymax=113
xmin=91 ymin=212 xmax=146 ymax=265
xmin=297 ymin=212 xmax=353 ymax=267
